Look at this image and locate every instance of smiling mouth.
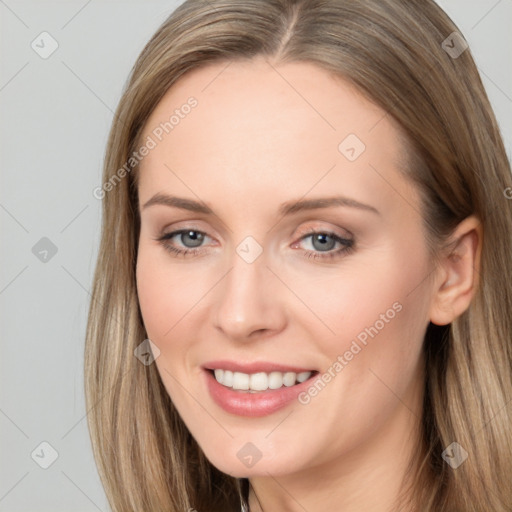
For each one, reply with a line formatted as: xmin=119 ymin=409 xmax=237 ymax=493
xmin=207 ymin=368 xmax=319 ymax=393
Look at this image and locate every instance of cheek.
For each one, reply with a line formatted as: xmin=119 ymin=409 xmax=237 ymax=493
xmin=136 ymin=246 xmax=208 ymax=340
xmin=135 ymin=250 xmax=201 ymax=401
xmin=287 ymin=245 xmax=430 ymax=348
xmin=287 ymin=257 xmax=429 ymax=461
xmin=290 ymin=245 xmax=431 ymax=415
xmin=136 ymin=259 xmax=173 ymax=340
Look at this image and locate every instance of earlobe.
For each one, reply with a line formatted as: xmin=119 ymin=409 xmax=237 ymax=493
xmin=429 ymin=215 xmax=482 ymax=326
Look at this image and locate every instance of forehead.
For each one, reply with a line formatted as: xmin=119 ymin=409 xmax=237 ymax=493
xmin=137 ymin=57 xmax=413 ymax=217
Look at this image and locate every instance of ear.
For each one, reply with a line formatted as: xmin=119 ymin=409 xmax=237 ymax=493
xmin=429 ymin=215 xmax=482 ymax=326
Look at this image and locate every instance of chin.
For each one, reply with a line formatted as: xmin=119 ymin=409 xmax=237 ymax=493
xmin=201 ymin=446 xmax=303 ymax=478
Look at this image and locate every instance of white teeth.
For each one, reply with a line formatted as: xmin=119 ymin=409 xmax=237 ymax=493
xmin=268 ymin=371 xmax=283 ymax=389
xmin=232 ymin=372 xmax=250 ymax=390
xmin=250 ymin=372 xmax=268 ymax=391
xmin=282 ymin=372 xmax=296 ymax=386
xmin=223 ymin=370 xmax=233 ymax=387
xmin=212 ymin=369 xmax=313 ymax=391
xmin=297 ymin=371 xmax=310 ymax=383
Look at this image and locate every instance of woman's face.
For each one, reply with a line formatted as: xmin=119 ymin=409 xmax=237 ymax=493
xmin=136 ymin=57 xmax=434 ymax=478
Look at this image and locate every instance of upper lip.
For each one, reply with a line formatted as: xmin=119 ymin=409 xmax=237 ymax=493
xmin=202 ymin=360 xmax=316 ymax=374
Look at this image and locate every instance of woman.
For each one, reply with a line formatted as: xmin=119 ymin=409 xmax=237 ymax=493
xmin=85 ymin=0 xmax=512 ymax=510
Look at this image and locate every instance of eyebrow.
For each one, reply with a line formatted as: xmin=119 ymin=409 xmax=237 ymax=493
xmin=141 ymin=193 xmax=380 ymax=216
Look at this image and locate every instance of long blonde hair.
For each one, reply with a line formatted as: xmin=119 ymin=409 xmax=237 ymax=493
xmin=84 ymin=1 xmax=512 ymax=510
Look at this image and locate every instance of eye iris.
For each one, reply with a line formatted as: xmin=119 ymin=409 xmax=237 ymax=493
xmin=312 ymin=233 xmax=336 ymax=251
xmin=181 ymin=230 xmax=204 ymax=248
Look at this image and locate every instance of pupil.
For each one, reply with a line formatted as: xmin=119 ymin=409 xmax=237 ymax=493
xmin=313 ymin=234 xmax=335 ymax=251
xmin=183 ymin=231 xmax=203 ymax=247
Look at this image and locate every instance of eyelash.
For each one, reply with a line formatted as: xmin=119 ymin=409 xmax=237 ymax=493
xmin=155 ymin=229 xmax=354 ymax=261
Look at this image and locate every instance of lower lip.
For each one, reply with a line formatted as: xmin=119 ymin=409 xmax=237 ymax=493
xmin=204 ymin=369 xmax=316 ymax=417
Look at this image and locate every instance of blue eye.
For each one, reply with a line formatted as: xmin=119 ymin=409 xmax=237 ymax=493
xmin=155 ymin=229 xmax=354 ymax=260
xmin=174 ymin=230 xmax=205 ymax=248
xmin=296 ymin=231 xmax=354 ymax=260
xmin=156 ymin=229 xmax=210 ymax=257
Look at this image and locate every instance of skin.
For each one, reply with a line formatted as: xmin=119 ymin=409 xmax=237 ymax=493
xmin=135 ymin=57 xmax=481 ymax=512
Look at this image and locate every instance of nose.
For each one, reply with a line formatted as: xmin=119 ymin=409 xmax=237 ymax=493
xmin=212 ymin=247 xmax=287 ymax=342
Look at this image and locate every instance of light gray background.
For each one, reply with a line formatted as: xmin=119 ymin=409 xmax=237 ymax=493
xmin=0 ymin=1 xmax=511 ymax=510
